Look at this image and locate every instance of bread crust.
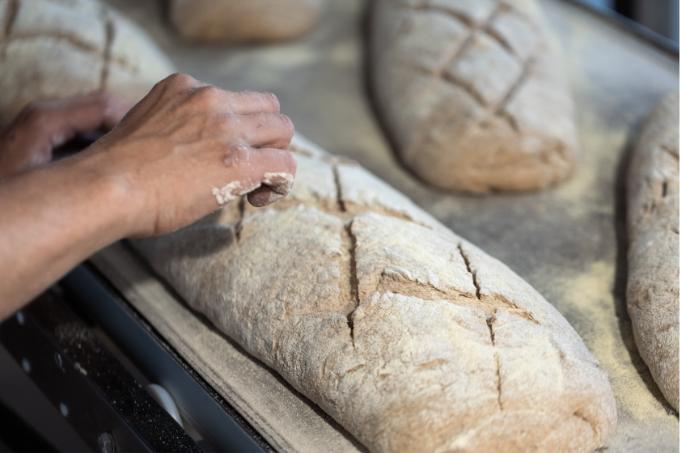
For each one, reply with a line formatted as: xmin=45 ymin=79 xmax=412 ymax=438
xmin=169 ymin=0 xmax=322 ymax=44
xmin=370 ymin=0 xmax=577 ymax=192
xmin=626 ymin=92 xmax=679 ymax=411
xmin=136 ymin=135 xmax=616 ymax=452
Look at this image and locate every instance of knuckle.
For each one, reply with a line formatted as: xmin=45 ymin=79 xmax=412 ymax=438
xmin=191 ymin=85 xmax=222 ymax=108
xmin=227 ymin=141 xmax=250 ymax=156
xmin=217 ymin=113 xmax=236 ymax=131
xmin=167 ymin=72 xmax=196 ymax=88
xmin=198 ymin=85 xmax=221 ymax=97
xmin=223 ymin=142 xmax=250 ymax=166
xmin=264 ymin=92 xmax=280 ymax=110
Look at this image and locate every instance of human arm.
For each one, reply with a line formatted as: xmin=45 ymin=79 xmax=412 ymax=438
xmin=0 ymin=73 xmax=296 ymax=320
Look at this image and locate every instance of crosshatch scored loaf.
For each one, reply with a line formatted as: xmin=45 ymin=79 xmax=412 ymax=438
xmin=371 ymin=0 xmax=577 ymax=192
xmin=0 ymin=0 xmax=174 ymax=126
xmin=135 ymin=135 xmax=616 ymax=452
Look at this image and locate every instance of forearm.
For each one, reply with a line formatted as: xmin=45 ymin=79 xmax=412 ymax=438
xmin=0 ymin=74 xmax=296 ymax=320
xmin=0 ymin=150 xmax=133 ymax=320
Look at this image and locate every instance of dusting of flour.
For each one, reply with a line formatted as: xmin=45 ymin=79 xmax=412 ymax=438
xmin=212 ymin=181 xmax=245 ymax=205
xmin=555 ymin=261 xmax=669 ymax=420
xmin=263 ymin=172 xmax=295 ymax=194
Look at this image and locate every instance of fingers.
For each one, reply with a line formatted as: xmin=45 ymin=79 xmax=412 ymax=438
xmin=231 ymin=112 xmax=294 ymax=149
xmin=187 ymin=85 xmax=281 ymax=116
xmin=233 ymin=147 xmax=296 ymax=189
xmin=60 ymin=92 xmax=131 ymax=131
xmin=156 ymin=72 xmax=202 ymax=95
xmin=23 ymin=91 xmax=132 ymax=147
xmin=223 ymin=91 xmax=280 ymax=115
xmin=213 ymin=147 xmax=296 ymax=207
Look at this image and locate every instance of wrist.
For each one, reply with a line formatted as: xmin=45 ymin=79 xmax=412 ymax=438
xmin=67 ymin=142 xmax=145 ymax=239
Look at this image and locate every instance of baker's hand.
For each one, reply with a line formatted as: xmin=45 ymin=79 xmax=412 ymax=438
xmin=87 ymin=73 xmax=296 ymax=237
xmin=0 ymin=92 xmax=129 ymax=179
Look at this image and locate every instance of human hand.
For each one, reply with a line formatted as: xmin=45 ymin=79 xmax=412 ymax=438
xmin=0 ymin=92 xmax=129 ymax=179
xmin=86 ymin=73 xmax=296 ymax=237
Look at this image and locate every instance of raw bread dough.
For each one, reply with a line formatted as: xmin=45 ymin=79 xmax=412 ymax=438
xmin=370 ymin=0 xmax=577 ymax=192
xmin=0 ymin=0 xmax=175 ymax=126
xmin=135 ymin=135 xmax=616 ymax=452
xmin=169 ymin=0 xmax=322 ymax=44
xmin=626 ymin=92 xmax=679 ymax=411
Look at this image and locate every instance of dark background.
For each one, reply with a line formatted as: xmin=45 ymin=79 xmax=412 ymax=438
xmin=583 ymin=0 xmax=679 ymax=44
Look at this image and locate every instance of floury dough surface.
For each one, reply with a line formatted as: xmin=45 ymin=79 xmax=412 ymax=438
xmin=626 ymin=93 xmax=679 ymax=411
xmin=135 ymin=135 xmax=616 ymax=452
xmin=0 ymin=0 xmax=175 ymax=126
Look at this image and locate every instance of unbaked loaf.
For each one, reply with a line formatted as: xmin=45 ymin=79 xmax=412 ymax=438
xmin=0 ymin=0 xmax=174 ymax=126
xmin=627 ymin=92 xmax=679 ymax=411
xmin=135 ymin=135 xmax=616 ymax=452
xmin=370 ymin=0 xmax=577 ymax=192
xmin=169 ymin=0 xmax=322 ymax=44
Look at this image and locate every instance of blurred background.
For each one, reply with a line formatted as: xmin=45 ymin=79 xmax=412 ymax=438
xmin=582 ymin=0 xmax=679 ymax=44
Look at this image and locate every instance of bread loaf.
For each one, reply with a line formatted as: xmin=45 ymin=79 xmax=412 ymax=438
xmin=627 ymin=92 xmax=679 ymax=411
xmin=135 ymin=135 xmax=616 ymax=452
xmin=169 ymin=0 xmax=322 ymax=44
xmin=0 ymin=0 xmax=174 ymax=126
xmin=370 ymin=0 xmax=577 ymax=192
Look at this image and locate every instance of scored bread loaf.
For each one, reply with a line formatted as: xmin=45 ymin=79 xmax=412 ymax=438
xmin=135 ymin=135 xmax=616 ymax=452
xmin=0 ymin=0 xmax=174 ymax=126
xmin=627 ymin=92 xmax=679 ymax=411
xmin=370 ymin=0 xmax=577 ymax=192
xmin=169 ymin=0 xmax=322 ymax=44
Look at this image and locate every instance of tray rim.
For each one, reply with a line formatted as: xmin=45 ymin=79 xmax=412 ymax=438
xmin=565 ymin=0 xmax=679 ymax=58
